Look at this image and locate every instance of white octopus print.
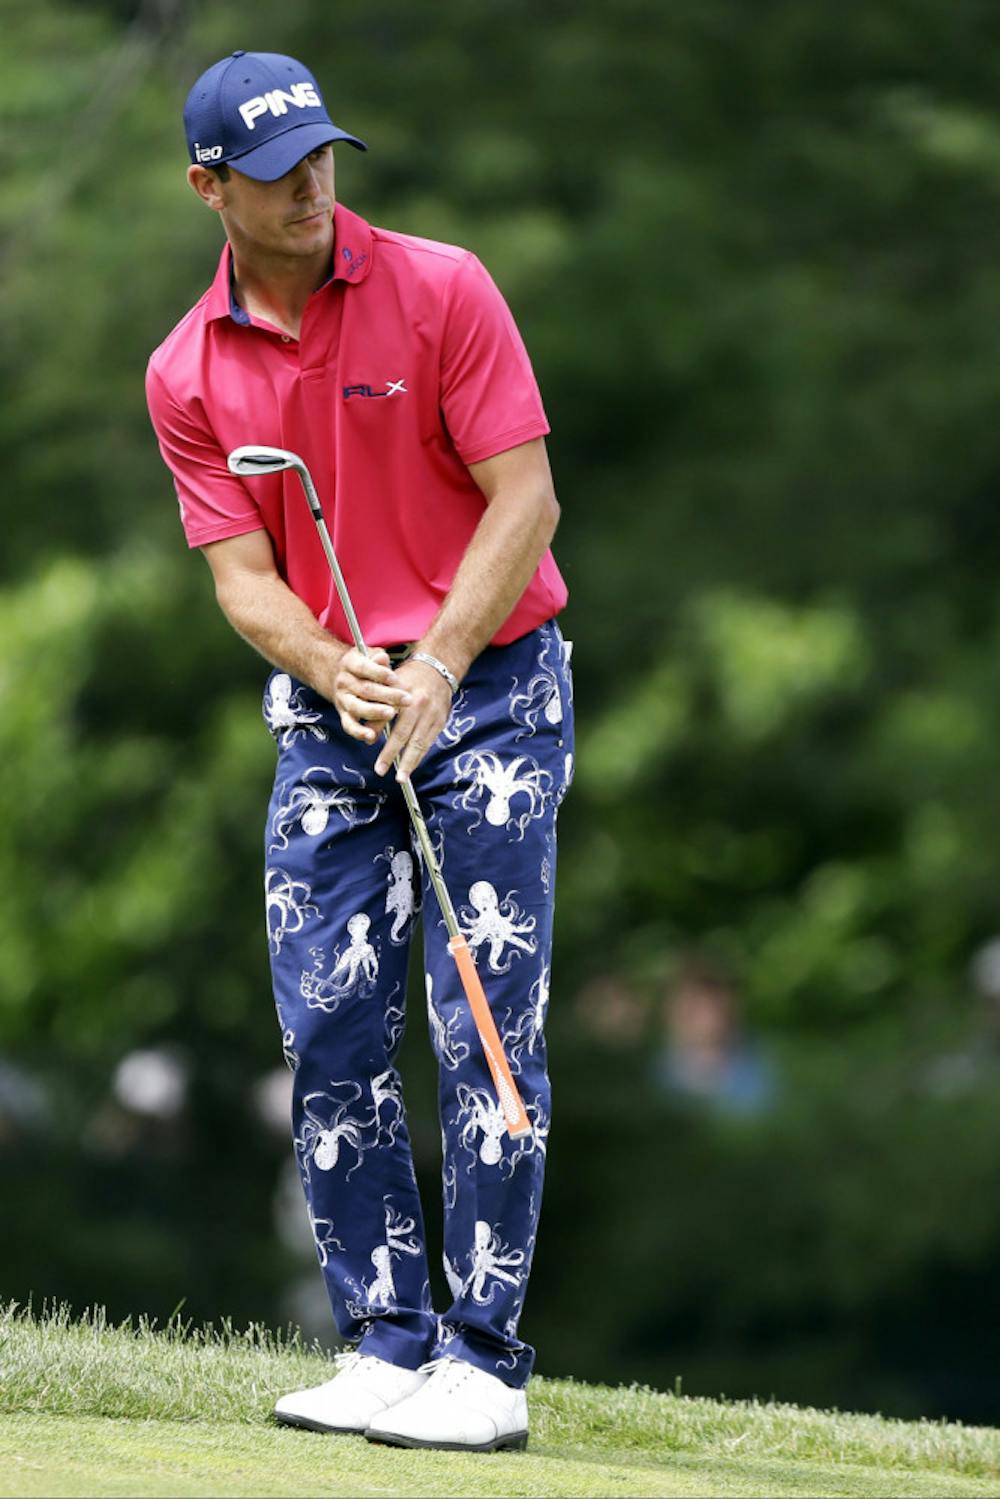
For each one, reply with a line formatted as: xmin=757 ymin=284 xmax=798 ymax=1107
xmin=459 ymin=881 xmax=537 ymax=973
xmin=269 ymin=765 xmax=384 ymax=852
xmin=264 ymin=673 xmax=328 ymax=747
xmin=265 ymin=867 xmax=319 ymax=955
xmin=443 ymin=1251 xmax=465 ymax=1302
xmin=496 ymin=1335 xmax=522 ymax=1375
xmin=308 ymin=1207 xmax=345 ymax=1268
xmin=342 ymin=1288 xmax=370 ymax=1324
xmin=382 ymin=981 xmax=406 ymax=1058
xmin=502 ymin=965 xmax=550 ymax=1076
xmin=559 ymin=751 xmax=575 ymax=806
xmin=425 ymin=974 xmax=471 ymax=1071
xmin=281 ymin=1026 xmax=300 ymax=1072
xmin=376 ymin=846 xmax=418 ymax=944
xmin=365 ymin=1246 xmax=396 ymax=1309
xmin=295 ymin=1081 xmax=370 ymax=1184
xmin=502 ymin=1097 xmax=550 ymax=1180
xmin=274 ymin=997 xmax=300 ymax=1071
xmin=436 ymin=1316 xmax=459 ymax=1353
xmin=442 ymin=1155 xmax=457 ymax=1212
xmin=299 ymin=914 xmax=379 ymax=1010
xmin=369 ymin=1067 xmax=404 ymax=1147
xmin=454 ymin=1082 xmax=508 ymax=1169
xmin=467 ymin=1220 xmax=526 ymax=1305
xmin=365 ymin=1201 xmax=423 ymax=1309
xmin=384 ymin=1201 xmax=422 ymax=1259
xmin=493 ymin=1205 xmax=540 ymax=1372
xmin=441 ymin=688 xmax=476 ymax=747
xmin=509 ymin=634 xmax=563 ymax=738
xmin=559 ymin=632 xmax=574 ymax=691
xmin=452 ymin=750 xmax=554 ymax=841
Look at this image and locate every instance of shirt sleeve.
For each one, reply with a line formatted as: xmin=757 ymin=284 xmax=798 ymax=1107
xmin=439 ymin=253 xmax=550 ymax=466
xmin=145 ymin=360 xmax=266 ymax=548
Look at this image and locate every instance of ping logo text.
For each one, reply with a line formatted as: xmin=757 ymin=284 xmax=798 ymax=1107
xmin=239 ymin=82 xmax=322 ymax=132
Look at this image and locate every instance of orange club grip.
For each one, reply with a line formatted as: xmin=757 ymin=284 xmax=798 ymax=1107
xmin=447 ymin=934 xmax=532 ymax=1140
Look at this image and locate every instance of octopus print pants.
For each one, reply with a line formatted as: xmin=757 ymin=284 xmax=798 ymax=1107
xmin=262 ymin=619 xmax=574 ymax=1388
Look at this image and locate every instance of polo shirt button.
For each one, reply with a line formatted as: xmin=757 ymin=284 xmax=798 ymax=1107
xmin=281 ymin=335 xmax=291 ymax=343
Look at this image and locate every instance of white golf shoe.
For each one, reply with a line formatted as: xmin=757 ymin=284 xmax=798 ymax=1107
xmin=273 ymin=1351 xmax=428 ymax=1434
xmin=365 ymin=1355 xmax=529 ymax=1451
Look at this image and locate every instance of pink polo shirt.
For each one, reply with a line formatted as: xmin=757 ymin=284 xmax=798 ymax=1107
xmin=146 ymin=203 xmax=567 ymax=647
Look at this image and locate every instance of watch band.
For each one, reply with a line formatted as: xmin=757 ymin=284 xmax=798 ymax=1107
xmin=411 ymin=651 xmax=459 ymax=694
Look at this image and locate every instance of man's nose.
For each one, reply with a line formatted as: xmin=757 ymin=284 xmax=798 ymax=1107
xmin=292 ymin=159 xmax=320 ymax=194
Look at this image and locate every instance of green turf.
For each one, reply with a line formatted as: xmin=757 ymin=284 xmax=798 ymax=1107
xmin=2 ymin=1303 xmax=998 ymax=1498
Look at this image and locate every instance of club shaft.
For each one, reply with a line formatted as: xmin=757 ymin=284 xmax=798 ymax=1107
xmin=300 ymin=475 xmax=368 ymax=655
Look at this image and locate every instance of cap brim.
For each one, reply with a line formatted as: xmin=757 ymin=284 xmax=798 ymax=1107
xmin=227 ymin=121 xmax=367 ymax=181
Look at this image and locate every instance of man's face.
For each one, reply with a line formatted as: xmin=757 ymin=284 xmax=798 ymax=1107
xmin=190 ymin=144 xmax=336 ymax=260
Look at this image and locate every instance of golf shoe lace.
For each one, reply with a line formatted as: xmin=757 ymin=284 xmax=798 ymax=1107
xmin=332 ymin=1349 xmax=383 ymax=1378
xmin=417 ymin=1354 xmax=477 ymax=1393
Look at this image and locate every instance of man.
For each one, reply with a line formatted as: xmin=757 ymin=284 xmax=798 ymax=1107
xmin=146 ymin=51 xmax=573 ymax=1452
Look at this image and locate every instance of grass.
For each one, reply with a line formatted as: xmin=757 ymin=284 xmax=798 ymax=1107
xmin=1 ymin=1303 xmax=999 ymax=1497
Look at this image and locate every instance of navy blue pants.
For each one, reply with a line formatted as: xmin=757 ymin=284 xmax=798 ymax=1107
xmin=262 ymin=620 xmax=574 ymax=1387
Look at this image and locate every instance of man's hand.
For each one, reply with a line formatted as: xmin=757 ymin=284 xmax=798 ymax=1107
xmin=330 ymin=647 xmax=413 ymax=744
xmin=374 ymin=658 xmax=455 ymax=782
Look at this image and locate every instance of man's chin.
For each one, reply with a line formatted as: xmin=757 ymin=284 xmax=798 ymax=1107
xmin=281 ymin=224 xmax=334 ymax=257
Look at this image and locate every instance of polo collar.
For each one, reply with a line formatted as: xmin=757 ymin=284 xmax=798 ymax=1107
xmin=205 ymin=202 xmax=374 ymax=325
xmin=330 ymin=203 xmax=373 ymax=285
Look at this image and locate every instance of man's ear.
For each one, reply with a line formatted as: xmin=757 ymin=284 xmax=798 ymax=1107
xmin=187 ymin=164 xmax=226 ymax=210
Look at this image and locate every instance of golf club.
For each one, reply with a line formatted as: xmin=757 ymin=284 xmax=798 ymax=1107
xmin=227 ymin=443 xmax=531 ymax=1140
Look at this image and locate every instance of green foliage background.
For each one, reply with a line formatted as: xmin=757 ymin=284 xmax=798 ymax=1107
xmin=4 ymin=0 xmax=1000 ymax=1424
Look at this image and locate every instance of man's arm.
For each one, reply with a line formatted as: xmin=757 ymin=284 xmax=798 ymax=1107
xmin=376 ymin=435 xmax=560 ymax=781
xmin=201 ymin=529 xmax=412 ymax=741
xmin=420 ymin=436 xmax=560 ymax=681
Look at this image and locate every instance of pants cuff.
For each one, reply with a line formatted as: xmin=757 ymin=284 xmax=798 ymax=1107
xmin=433 ymin=1327 xmax=535 ymax=1389
xmin=358 ymin=1313 xmax=436 ymax=1372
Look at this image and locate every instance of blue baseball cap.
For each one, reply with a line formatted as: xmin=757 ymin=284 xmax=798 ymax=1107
xmin=184 ymin=51 xmax=366 ymax=181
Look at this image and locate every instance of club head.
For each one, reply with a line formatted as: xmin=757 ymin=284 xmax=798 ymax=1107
xmin=227 ymin=444 xmax=303 ymax=477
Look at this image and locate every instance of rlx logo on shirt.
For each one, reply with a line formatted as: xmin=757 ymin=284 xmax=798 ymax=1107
xmin=343 ymin=380 xmax=408 ymax=400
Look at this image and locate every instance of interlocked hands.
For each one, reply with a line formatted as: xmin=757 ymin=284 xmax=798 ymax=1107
xmin=330 ymin=646 xmax=455 ymax=782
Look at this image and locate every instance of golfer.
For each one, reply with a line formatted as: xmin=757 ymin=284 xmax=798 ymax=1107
xmin=146 ymin=51 xmax=573 ymax=1452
